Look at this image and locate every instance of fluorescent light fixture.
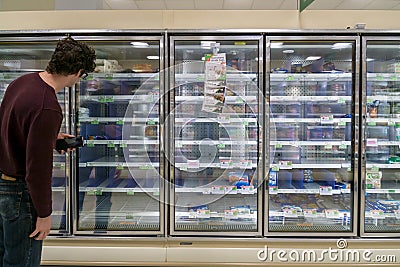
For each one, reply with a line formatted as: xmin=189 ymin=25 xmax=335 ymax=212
xmin=201 ymin=41 xmax=217 ymax=48
xmin=366 ymin=58 xmax=374 ymax=62
xmin=332 ymin=43 xmax=352 ymax=49
xmin=283 ymin=49 xmax=294 ymax=54
xmin=147 ymin=55 xmax=159 ymax=60
xmin=305 ymin=56 xmax=321 ymax=61
xmin=130 ymin=42 xmax=149 ymax=48
xmin=271 ymin=42 xmax=283 ymax=48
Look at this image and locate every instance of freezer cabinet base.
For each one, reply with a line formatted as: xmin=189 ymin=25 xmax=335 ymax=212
xmin=42 ymin=237 xmax=400 ymax=266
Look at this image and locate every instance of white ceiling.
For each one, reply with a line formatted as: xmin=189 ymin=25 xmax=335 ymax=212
xmin=2 ymin=0 xmax=400 ymax=11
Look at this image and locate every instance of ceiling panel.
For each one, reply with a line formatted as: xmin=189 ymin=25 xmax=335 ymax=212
xmin=252 ymin=0 xmax=286 ymax=10
xmin=104 ymin=0 xmax=138 ymax=10
xmin=222 ymin=0 xmax=254 ymax=10
xmin=365 ymin=0 xmax=400 ymax=10
xmin=134 ymin=0 xmax=166 ymax=9
xmin=278 ymin=0 xmax=298 ymax=10
xmin=194 ymin=0 xmax=224 ymax=9
xmin=336 ymin=0 xmax=374 ymax=10
xmin=307 ymin=0 xmax=344 ymax=10
xmin=165 ymin=0 xmax=195 ymax=9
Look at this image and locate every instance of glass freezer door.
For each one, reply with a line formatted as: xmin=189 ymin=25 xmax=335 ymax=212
xmin=170 ymin=37 xmax=262 ymax=235
xmin=268 ymin=38 xmax=357 ymax=235
xmin=0 ymin=39 xmax=69 ymax=233
xmin=363 ymin=39 xmax=400 ymax=235
xmin=75 ymin=38 xmax=163 ymax=234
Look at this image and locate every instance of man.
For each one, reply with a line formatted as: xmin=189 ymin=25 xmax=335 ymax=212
xmin=0 ymin=36 xmax=96 ymax=266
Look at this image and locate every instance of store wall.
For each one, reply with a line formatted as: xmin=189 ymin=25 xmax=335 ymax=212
xmin=0 ymin=10 xmax=400 ymax=31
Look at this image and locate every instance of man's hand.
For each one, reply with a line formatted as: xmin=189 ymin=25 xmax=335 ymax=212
xmin=29 ymin=216 xmax=51 ymax=240
xmin=57 ymin=132 xmax=74 ymax=140
xmin=56 ymin=132 xmax=75 ymax=154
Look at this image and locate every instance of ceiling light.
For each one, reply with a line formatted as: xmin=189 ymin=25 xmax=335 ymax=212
xmin=271 ymin=42 xmax=283 ymax=48
xmin=147 ymin=55 xmax=159 ymax=60
xmin=130 ymin=42 xmax=149 ymax=48
xmin=283 ymin=49 xmax=294 ymax=54
xmin=201 ymin=41 xmax=217 ymax=48
xmin=366 ymin=58 xmax=374 ymax=62
xmin=305 ymin=56 xmax=321 ymax=61
xmin=332 ymin=43 xmax=352 ymax=49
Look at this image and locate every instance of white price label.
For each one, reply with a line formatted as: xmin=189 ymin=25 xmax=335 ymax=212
xmin=320 ymin=186 xmax=333 ymax=195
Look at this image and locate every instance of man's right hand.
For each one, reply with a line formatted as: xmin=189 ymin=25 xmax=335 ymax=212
xmin=29 ymin=216 xmax=51 ymax=240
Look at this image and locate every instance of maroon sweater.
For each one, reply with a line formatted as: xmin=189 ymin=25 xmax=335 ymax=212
xmin=0 ymin=73 xmax=62 ymax=218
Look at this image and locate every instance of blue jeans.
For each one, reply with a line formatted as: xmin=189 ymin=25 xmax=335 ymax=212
xmin=0 ymin=177 xmax=42 ymax=267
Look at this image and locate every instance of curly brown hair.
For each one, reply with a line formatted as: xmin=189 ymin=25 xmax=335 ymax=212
xmin=46 ymin=36 xmax=96 ymax=76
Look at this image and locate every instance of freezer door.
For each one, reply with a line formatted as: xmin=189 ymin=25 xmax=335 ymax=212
xmin=74 ymin=38 xmax=164 ymax=234
xmin=267 ymin=37 xmax=358 ymax=236
xmin=362 ymin=38 xmax=400 ymax=236
xmin=170 ymin=36 xmax=263 ymax=235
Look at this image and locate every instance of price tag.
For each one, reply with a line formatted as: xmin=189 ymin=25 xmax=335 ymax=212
xmin=242 ymin=120 xmax=249 ymax=126
xmin=217 ymin=143 xmax=226 ymax=149
xmin=87 ymin=188 xmax=103 ymax=196
xmin=224 ymin=209 xmax=239 ymax=219
xmin=220 ymin=159 xmax=233 ymax=169
xmin=176 ymin=142 xmax=183 ymax=148
xmin=388 ymin=121 xmax=395 ymax=126
xmin=139 ymin=164 xmax=153 ymax=170
xmin=278 ymin=160 xmax=292 ymax=169
xmin=147 ymin=119 xmax=156 ymax=125
xmin=271 ymin=166 xmax=279 ymax=171
xmin=320 ymin=115 xmax=334 ymax=124
xmin=125 ymin=214 xmax=134 ymax=220
xmin=196 ymin=209 xmax=211 ymax=218
xmin=370 ymin=210 xmax=385 ymax=219
xmin=283 ymin=208 xmax=299 ymax=218
xmin=91 ymin=119 xmax=99 ymax=125
xmin=187 ymin=160 xmax=200 ymax=169
xmin=107 ymin=142 xmax=115 ymax=148
xmin=239 ymin=160 xmax=252 ymax=169
xmin=86 ymin=140 xmax=94 ymax=147
xmin=275 ymin=143 xmax=283 ymax=148
xmin=320 ymin=186 xmax=333 ymax=195
xmin=98 ymin=96 xmax=107 ymax=103
xmin=366 ymin=139 xmax=378 ymax=147
xmin=325 ymin=209 xmax=340 ymax=219
xmin=324 ymin=144 xmax=333 ymax=149
xmin=368 ymin=121 xmax=377 ymax=126
xmin=338 ymin=120 xmax=346 ymax=126
xmin=117 ymin=119 xmax=124 ymax=125
xmin=218 ymin=115 xmax=230 ymax=123
xmin=339 ymin=144 xmax=347 ymax=150
xmin=225 ymin=186 xmax=238 ymax=194
xmin=179 ymin=165 xmax=188 ymax=171
xmin=303 ymin=209 xmax=318 ymax=218
xmin=337 ymin=98 xmax=346 ymax=104
xmin=126 ymin=190 xmax=135 ymax=196
xmin=153 ymin=191 xmax=160 ymax=196
xmin=106 ymin=96 xmax=114 ymax=103
xmin=120 ymin=142 xmax=127 ymax=148
xmin=269 ymin=186 xmax=278 ymax=195
xmin=241 ymin=185 xmax=255 ymax=194
xmin=117 ymin=165 xmax=124 ymax=170
xmin=105 ymin=73 xmax=113 ymax=80
xmin=286 ymin=75 xmax=295 ymax=81
xmin=211 ymin=186 xmax=225 ymax=195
